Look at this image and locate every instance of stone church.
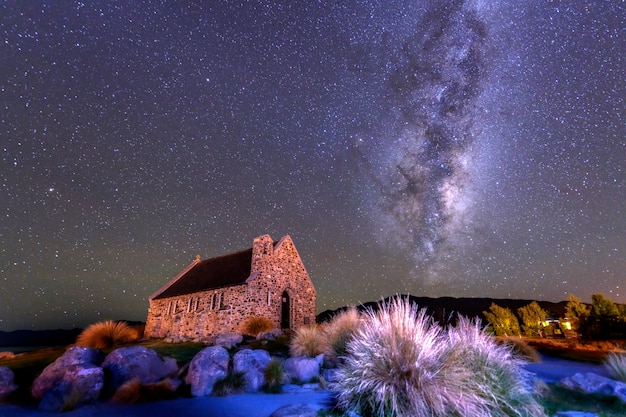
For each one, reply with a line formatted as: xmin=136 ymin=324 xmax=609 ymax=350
xmin=144 ymin=234 xmax=316 ymax=340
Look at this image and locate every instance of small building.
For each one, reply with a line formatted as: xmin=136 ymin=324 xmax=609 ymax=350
xmin=144 ymin=234 xmax=316 ymax=339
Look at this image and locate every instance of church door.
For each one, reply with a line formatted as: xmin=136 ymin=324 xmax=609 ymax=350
xmin=281 ymin=291 xmax=290 ymax=330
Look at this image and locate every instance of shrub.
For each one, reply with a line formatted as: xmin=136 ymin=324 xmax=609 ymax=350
xmin=75 ymin=320 xmax=139 ymax=349
xmin=243 ymin=316 xmax=275 ymax=337
xmin=212 ymin=371 xmax=246 ymax=396
xmin=604 ymin=352 xmax=626 ymax=383
xmin=263 ymin=359 xmax=286 ymax=393
xmin=333 ymin=297 xmax=546 ymax=417
xmin=322 ymin=307 xmax=362 ymax=361
xmin=289 ymin=326 xmax=327 ymax=358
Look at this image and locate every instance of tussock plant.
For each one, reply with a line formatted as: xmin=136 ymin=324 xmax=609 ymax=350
xmin=322 ymin=307 xmax=362 ymax=361
xmin=263 ymin=359 xmax=286 ymax=393
xmin=334 ymin=296 xmax=458 ymax=417
xmin=446 ymin=317 xmax=546 ymax=417
xmin=604 ymin=352 xmax=626 ymax=383
xmin=333 ymin=296 xmax=546 ymax=417
xmin=75 ymin=320 xmax=139 ymax=349
xmin=500 ymin=336 xmax=542 ymax=363
xmin=289 ymin=325 xmax=327 ymax=358
xmin=212 ymin=371 xmax=246 ymax=397
xmin=243 ymin=315 xmax=275 ymax=337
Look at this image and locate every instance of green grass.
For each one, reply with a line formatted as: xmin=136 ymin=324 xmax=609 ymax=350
xmin=0 ymin=347 xmax=66 ymax=404
xmin=540 ymin=384 xmax=626 ymax=417
xmin=135 ymin=340 xmax=207 ymax=364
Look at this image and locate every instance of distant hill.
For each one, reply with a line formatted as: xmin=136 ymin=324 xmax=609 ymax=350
xmin=317 ymin=295 xmax=569 ymax=324
xmin=0 ymin=321 xmax=145 ymax=348
xmin=0 ymin=328 xmax=82 ymax=348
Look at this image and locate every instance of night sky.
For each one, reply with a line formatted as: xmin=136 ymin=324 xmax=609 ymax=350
xmin=1 ymin=1 xmax=624 ymax=331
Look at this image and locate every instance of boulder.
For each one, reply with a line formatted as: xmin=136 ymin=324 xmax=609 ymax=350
xmin=256 ymin=328 xmax=284 ymax=341
xmin=233 ymin=349 xmax=272 ymax=392
xmin=0 ymin=366 xmax=18 ymax=401
xmin=38 ymin=365 xmax=104 ymax=412
xmin=554 ymin=412 xmax=598 ymax=417
xmin=102 ymin=346 xmax=178 ymax=394
xmin=185 ymin=346 xmax=230 ymax=396
xmin=212 ymin=333 xmax=243 ymax=349
xmin=269 ymin=403 xmax=322 ymax=417
xmin=284 ymin=356 xmax=320 ymax=383
xmin=31 ymin=346 xmax=104 ymax=400
xmin=558 ymin=372 xmax=626 ymax=403
xmin=282 ymin=383 xmax=321 ymax=393
xmin=322 ymin=368 xmax=340 ymax=383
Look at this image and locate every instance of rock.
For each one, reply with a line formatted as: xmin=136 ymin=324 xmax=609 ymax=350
xmin=256 ymin=328 xmax=284 ymax=341
xmin=558 ymin=372 xmax=626 ymax=403
xmin=38 ymin=365 xmax=104 ymax=412
xmin=269 ymin=403 xmax=322 ymax=417
xmin=284 ymin=356 xmax=320 ymax=383
xmin=0 ymin=352 xmax=15 ymax=360
xmin=314 ymin=353 xmax=324 ymax=367
xmin=282 ymin=383 xmax=321 ymax=393
xmin=31 ymin=346 xmax=104 ymax=400
xmin=322 ymin=368 xmax=340 ymax=383
xmin=555 ymin=412 xmax=598 ymax=417
xmin=102 ymin=346 xmax=178 ymax=395
xmin=212 ymin=333 xmax=243 ymax=349
xmin=0 ymin=366 xmax=18 ymax=401
xmin=233 ymin=349 xmax=272 ymax=392
xmin=185 ymin=346 xmax=230 ymax=396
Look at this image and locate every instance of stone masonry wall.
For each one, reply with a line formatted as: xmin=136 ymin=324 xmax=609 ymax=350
xmin=144 ymin=234 xmax=316 ymax=340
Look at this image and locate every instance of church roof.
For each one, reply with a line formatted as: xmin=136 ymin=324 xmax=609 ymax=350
xmin=150 ymin=248 xmax=253 ymax=300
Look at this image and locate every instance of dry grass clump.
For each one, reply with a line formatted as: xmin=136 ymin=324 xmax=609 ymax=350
xmin=333 ymin=296 xmax=546 ymax=417
xmin=75 ymin=320 xmax=140 ymax=349
xmin=501 ymin=336 xmax=542 ymax=363
xmin=604 ymin=352 xmax=626 ymax=383
xmin=322 ymin=307 xmax=362 ymax=361
xmin=289 ymin=325 xmax=327 ymax=358
xmin=243 ymin=316 xmax=275 ymax=337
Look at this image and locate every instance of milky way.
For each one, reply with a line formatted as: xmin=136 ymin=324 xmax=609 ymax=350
xmin=365 ymin=1 xmax=489 ymax=274
xmin=1 ymin=1 xmax=624 ymax=330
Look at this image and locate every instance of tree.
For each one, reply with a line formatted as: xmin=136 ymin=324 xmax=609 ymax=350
xmin=517 ymin=301 xmax=548 ymax=337
xmin=589 ymin=293 xmax=621 ymax=339
xmin=564 ymin=294 xmax=590 ymax=335
xmin=591 ymin=293 xmax=620 ymax=319
xmin=483 ymin=303 xmax=521 ymax=337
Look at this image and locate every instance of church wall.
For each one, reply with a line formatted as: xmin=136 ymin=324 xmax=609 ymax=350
xmin=144 ymin=234 xmax=316 ymax=340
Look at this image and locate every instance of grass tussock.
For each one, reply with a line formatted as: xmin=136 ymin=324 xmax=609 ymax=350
xmin=75 ymin=320 xmax=140 ymax=350
xmin=212 ymin=371 xmax=246 ymax=397
xmin=289 ymin=326 xmax=327 ymax=358
xmin=501 ymin=336 xmax=542 ymax=363
xmin=111 ymin=377 xmax=180 ymax=404
xmin=263 ymin=359 xmax=286 ymax=393
xmin=604 ymin=352 xmax=626 ymax=383
xmin=322 ymin=307 xmax=362 ymax=361
xmin=243 ymin=316 xmax=275 ymax=337
xmin=333 ymin=296 xmax=546 ymax=417
xmin=446 ymin=317 xmax=546 ymax=417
